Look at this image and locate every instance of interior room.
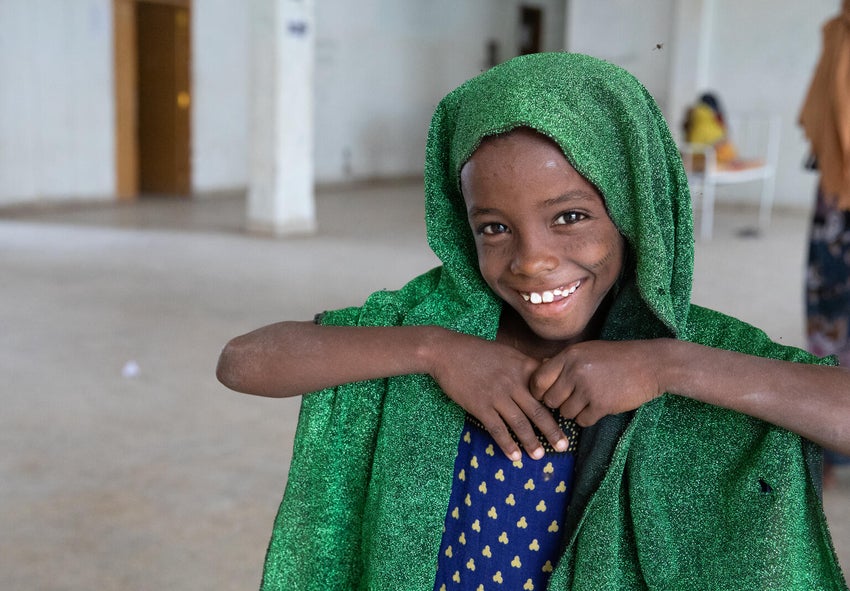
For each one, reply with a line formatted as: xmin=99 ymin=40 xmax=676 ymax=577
xmin=2 ymin=1 xmax=848 ymax=588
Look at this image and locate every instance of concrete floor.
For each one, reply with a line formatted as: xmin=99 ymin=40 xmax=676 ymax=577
xmin=1 ymin=181 xmax=848 ymax=589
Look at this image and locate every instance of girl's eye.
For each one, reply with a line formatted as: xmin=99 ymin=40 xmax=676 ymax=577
xmin=479 ymin=223 xmax=509 ymax=235
xmin=554 ymin=211 xmax=587 ymax=225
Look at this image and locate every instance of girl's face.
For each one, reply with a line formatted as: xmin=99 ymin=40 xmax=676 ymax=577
xmin=460 ymin=128 xmax=625 ymax=347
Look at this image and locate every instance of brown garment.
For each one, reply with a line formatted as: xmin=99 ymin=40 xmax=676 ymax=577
xmin=799 ymin=0 xmax=850 ymax=208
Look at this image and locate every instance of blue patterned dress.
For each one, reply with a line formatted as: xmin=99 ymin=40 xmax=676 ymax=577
xmin=433 ymin=415 xmax=579 ymax=591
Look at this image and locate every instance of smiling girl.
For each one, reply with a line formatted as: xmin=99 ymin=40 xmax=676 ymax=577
xmin=217 ymin=53 xmax=849 ymax=590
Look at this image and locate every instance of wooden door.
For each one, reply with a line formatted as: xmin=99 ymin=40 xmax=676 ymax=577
xmin=136 ymin=2 xmax=191 ymax=195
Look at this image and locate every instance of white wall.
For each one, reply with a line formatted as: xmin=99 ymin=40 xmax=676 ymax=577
xmin=568 ymin=0 xmax=837 ymax=208
xmin=0 ymin=0 xmax=253 ymax=203
xmin=566 ymin=0 xmax=675 ymax=114
xmin=0 ymin=0 xmax=114 ymax=206
xmin=313 ymin=0 xmax=566 ymax=184
xmin=0 ymin=0 xmax=564 ymax=203
xmin=1 ymin=0 xmax=831 ymax=208
xmin=705 ymin=0 xmax=835 ymax=207
xmin=192 ymin=0 xmax=250 ymax=193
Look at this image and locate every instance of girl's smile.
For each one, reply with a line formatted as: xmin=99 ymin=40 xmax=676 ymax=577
xmin=460 ymin=127 xmax=625 ymax=350
xmin=520 ymin=280 xmax=581 ymax=304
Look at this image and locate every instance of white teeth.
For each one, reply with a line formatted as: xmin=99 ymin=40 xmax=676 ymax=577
xmin=522 ymin=282 xmax=580 ymax=305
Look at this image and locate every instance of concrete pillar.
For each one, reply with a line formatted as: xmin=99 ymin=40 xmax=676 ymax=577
xmin=248 ymin=0 xmax=316 ymax=236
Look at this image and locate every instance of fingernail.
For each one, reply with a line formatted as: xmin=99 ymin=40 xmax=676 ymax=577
xmin=555 ymin=439 xmax=568 ymax=452
xmin=531 ymin=447 xmax=544 ymax=460
xmin=510 ymin=450 xmax=521 ymax=462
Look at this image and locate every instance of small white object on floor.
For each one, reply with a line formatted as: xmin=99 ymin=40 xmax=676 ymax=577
xmin=121 ymin=360 xmax=140 ymax=378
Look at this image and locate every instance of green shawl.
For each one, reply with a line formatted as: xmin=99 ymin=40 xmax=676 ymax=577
xmin=261 ymin=53 xmax=847 ymax=590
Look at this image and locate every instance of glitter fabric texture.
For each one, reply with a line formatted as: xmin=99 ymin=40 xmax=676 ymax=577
xmin=260 ymin=53 xmax=847 ymax=590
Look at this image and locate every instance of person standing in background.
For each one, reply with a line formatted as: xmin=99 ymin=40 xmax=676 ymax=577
xmin=800 ymin=0 xmax=850 ymax=486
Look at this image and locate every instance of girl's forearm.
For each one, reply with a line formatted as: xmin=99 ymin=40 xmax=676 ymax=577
xmin=657 ymin=339 xmax=850 ymax=454
xmin=216 ymin=321 xmax=445 ymax=397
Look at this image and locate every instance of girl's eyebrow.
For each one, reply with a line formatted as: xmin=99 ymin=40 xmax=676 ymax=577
xmin=542 ymin=191 xmax=598 ymax=208
xmin=468 ymin=191 xmax=599 ymax=218
xmin=467 ymin=205 xmax=500 ymax=219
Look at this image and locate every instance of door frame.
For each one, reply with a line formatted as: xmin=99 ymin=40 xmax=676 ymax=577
xmin=113 ymin=0 xmax=191 ymax=201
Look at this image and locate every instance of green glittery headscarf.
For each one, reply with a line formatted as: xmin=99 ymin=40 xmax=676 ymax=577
xmin=260 ymin=53 xmax=847 ymax=590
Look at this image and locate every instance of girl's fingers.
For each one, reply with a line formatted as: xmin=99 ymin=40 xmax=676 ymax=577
xmin=529 ymin=360 xmax=562 ymax=399
xmin=558 ymin=394 xmax=589 ymax=424
xmin=496 ymin=403 xmax=544 ymax=460
xmin=478 ymin=413 xmax=523 ymax=462
xmin=516 ymin=396 xmax=569 ymax=453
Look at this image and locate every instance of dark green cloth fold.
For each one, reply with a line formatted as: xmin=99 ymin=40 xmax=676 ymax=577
xmin=260 ymin=53 xmax=847 ymax=590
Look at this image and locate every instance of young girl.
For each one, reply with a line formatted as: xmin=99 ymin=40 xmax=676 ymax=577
xmin=218 ymin=53 xmax=849 ymax=590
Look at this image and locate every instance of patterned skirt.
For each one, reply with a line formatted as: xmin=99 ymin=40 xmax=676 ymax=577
xmin=806 ymin=186 xmax=850 ymax=466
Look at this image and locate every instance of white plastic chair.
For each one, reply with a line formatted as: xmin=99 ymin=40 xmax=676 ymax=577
xmin=680 ymin=113 xmax=781 ymax=240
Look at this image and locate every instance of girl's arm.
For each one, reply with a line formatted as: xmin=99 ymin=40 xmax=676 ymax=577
xmin=530 ymin=339 xmax=850 ymax=455
xmin=216 ymin=321 xmax=569 ymax=460
xmin=216 ymin=321 xmax=438 ymax=398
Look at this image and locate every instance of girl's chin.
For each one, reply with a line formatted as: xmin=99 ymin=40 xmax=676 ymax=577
xmin=521 ymin=319 xmax=589 ymax=349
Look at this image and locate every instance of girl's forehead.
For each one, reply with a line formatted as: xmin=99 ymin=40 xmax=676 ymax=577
xmin=463 ymin=130 xmax=593 ymax=186
xmin=462 ymin=137 xmax=607 ymax=209
xmin=459 ymin=129 xmax=620 ymax=228
xmin=463 ymin=129 xmax=568 ymax=175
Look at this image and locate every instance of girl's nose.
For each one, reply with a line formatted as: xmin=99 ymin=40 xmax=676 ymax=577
xmin=509 ymin=235 xmax=558 ymax=277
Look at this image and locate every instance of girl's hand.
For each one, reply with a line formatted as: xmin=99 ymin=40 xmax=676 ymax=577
xmin=529 ymin=340 xmax=664 ymax=426
xmin=427 ymin=330 xmax=570 ymax=461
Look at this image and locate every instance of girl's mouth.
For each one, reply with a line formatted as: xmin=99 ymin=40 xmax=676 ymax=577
xmin=519 ymin=281 xmax=580 ymax=304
